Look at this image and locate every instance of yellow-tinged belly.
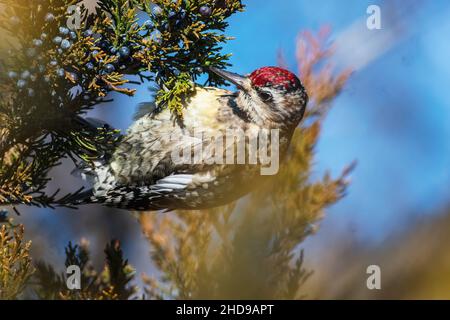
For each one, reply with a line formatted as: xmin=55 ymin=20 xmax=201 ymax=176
xmin=182 ymin=87 xmax=231 ymax=130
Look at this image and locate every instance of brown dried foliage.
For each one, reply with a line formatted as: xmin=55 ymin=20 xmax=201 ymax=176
xmin=0 ymin=224 xmax=34 ymax=299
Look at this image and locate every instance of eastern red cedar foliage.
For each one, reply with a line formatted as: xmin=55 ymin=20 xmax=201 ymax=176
xmin=0 ymin=223 xmax=34 ymax=299
xmin=0 ymin=0 xmax=243 ymax=209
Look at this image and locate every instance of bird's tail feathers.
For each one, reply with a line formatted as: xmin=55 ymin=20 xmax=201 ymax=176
xmin=63 ymin=188 xmax=95 ymax=206
xmin=71 ymin=160 xmax=104 ymax=185
xmin=70 ymin=159 xmax=115 ymax=206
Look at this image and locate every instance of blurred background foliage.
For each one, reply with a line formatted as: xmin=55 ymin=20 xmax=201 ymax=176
xmin=1 ymin=0 xmax=450 ymax=300
xmin=0 ymin=221 xmax=34 ymax=299
xmin=304 ymin=205 xmax=450 ymax=299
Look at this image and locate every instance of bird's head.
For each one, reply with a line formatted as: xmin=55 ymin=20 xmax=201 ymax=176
xmin=210 ymin=66 xmax=308 ymax=128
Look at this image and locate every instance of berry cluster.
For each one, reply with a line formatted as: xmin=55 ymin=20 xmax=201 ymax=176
xmin=2 ymin=1 xmax=238 ymax=110
xmin=83 ymin=29 xmax=134 ymax=75
xmin=5 ymin=15 xmax=81 ymax=101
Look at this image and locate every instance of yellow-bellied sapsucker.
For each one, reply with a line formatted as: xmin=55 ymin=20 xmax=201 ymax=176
xmin=73 ymin=67 xmax=308 ymax=211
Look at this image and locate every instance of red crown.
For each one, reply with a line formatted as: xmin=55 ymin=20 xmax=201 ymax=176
xmin=249 ymin=67 xmax=301 ymax=91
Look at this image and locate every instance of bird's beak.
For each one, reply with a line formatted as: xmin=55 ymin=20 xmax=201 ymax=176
xmin=209 ymin=67 xmax=247 ymax=90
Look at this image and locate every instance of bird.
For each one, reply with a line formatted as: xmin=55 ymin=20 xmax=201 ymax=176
xmin=72 ymin=66 xmax=308 ymax=211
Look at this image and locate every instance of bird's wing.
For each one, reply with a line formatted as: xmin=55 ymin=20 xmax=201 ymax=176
xmin=105 ymin=129 xmax=257 ymax=210
xmin=105 ymin=127 xmax=236 ymax=210
xmin=96 ymin=173 xmax=197 ymax=210
xmin=102 ymin=87 xmax=259 ymax=209
xmin=108 ymin=87 xmax=239 ymax=186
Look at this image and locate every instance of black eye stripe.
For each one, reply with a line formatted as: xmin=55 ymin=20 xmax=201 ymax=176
xmin=257 ymin=90 xmax=273 ymax=101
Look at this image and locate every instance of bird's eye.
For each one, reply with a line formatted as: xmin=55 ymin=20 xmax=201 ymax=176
xmin=258 ymin=90 xmax=273 ymax=102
